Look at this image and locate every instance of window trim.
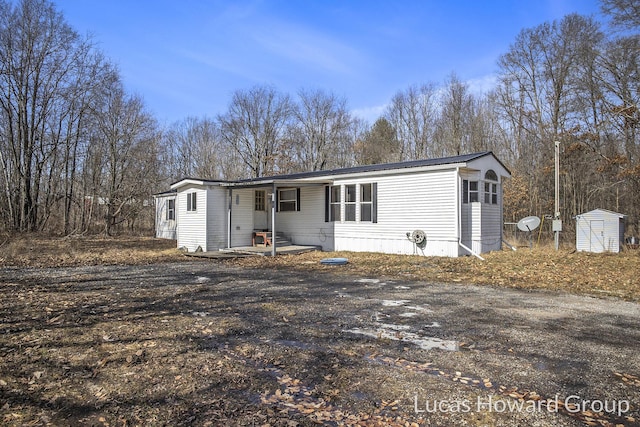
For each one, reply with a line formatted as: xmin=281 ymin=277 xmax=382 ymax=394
xmin=166 ymin=198 xmax=175 ymax=220
xmin=360 ymin=183 xmax=373 ymax=222
xmin=329 ymin=185 xmax=341 ymax=222
xmin=186 ymin=192 xmax=197 ymax=212
xmin=277 ymin=188 xmax=300 ymax=212
xmin=463 ymin=180 xmax=479 ymax=204
xmin=325 ymin=183 xmax=377 ymax=223
xmin=344 ymin=184 xmax=356 ymax=222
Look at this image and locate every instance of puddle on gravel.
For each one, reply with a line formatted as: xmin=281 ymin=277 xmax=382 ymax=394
xmin=381 ymin=299 xmax=410 ymax=307
xmin=399 ymin=312 xmax=419 ymax=318
xmin=356 ymin=278 xmax=381 ymax=284
xmin=345 ymin=327 xmax=458 ymax=351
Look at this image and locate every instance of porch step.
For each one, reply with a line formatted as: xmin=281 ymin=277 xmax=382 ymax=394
xmin=275 ymin=232 xmax=292 ymax=246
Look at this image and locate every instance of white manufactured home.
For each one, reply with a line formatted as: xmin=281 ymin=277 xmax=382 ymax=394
xmin=155 ymin=151 xmax=511 ymax=257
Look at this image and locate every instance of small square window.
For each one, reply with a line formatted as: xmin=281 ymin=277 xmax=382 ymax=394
xmin=278 ymin=188 xmax=298 ymax=212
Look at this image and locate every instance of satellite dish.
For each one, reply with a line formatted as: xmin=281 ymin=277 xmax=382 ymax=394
xmin=517 ymin=216 xmax=541 ymax=232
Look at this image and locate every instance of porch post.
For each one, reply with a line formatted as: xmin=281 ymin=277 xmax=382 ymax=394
xmin=227 ymin=188 xmax=232 ymax=249
xmin=271 ymin=183 xmax=276 ymax=257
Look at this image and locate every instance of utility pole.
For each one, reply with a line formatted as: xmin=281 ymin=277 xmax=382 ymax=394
xmin=554 ymin=141 xmax=561 ymax=250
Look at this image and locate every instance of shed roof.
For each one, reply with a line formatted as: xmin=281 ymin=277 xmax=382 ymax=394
xmin=577 ymin=208 xmax=627 ymax=218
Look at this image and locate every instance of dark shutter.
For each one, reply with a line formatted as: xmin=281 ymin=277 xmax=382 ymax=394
xmin=296 ymin=188 xmax=301 ymax=211
xmin=372 ymin=183 xmax=378 ymax=224
xmin=463 ymin=180 xmax=468 ymax=204
xmin=275 ymin=190 xmax=279 ymax=212
xmin=193 ymin=193 xmax=197 ymax=211
xmin=324 ymin=186 xmax=330 ymax=222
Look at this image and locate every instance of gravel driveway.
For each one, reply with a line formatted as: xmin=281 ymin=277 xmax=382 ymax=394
xmin=1 ymin=260 xmax=638 ymax=426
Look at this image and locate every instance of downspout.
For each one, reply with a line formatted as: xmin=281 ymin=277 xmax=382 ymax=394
xmin=271 ymin=183 xmax=276 ymax=257
xmin=227 ymin=188 xmax=232 ymax=249
xmin=457 ymin=167 xmax=485 ymax=261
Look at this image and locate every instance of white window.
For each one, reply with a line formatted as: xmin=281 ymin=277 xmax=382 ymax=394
xmin=484 ymin=182 xmax=498 ymax=204
xmin=484 ymin=170 xmax=498 ymax=205
xmin=345 ymin=185 xmax=356 ymax=221
xmin=278 ymin=188 xmax=298 ymax=212
xmin=360 ymin=184 xmax=372 ymax=222
xmin=463 ymin=180 xmax=479 ymax=203
xmin=330 ymin=185 xmax=341 ymax=221
xmin=186 ymin=192 xmax=197 ymax=212
xmin=166 ymin=199 xmax=175 ymax=220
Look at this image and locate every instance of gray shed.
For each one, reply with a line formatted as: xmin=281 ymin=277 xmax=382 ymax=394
xmin=575 ymin=209 xmax=626 ymax=253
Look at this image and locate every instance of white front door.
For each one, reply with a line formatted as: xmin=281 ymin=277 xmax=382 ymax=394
xmin=253 ymin=190 xmax=269 ymax=230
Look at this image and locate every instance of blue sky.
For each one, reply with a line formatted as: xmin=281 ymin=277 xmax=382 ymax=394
xmin=55 ymin=0 xmax=603 ymax=126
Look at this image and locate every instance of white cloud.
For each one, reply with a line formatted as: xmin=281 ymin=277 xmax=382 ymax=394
xmin=466 ymin=74 xmax=498 ymax=95
xmin=251 ymin=21 xmax=362 ymax=75
xmin=351 ymin=103 xmax=387 ymax=124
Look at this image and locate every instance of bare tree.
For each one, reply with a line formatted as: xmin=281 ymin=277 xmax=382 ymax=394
xmin=435 ymin=74 xmax=474 ymax=156
xmin=385 ymin=83 xmax=439 ymax=161
xmin=92 ymin=84 xmax=159 ymax=235
xmin=287 ymin=89 xmax=353 ymax=171
xmin=219 ymin=85 xmax=293 ymax=178
xmin=165 ymin=116 xmax=227 ymax=180
xmin=601 ymin=0 xmax=640 ymax=31
xmin=0 ymin=0 xmax=97 ymax=231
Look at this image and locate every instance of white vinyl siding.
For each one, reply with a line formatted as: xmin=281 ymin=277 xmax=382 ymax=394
xmin=333 ymin=169 xmax=458 ymax=256
xmin=176 ymin=186 xmax=208 ymax=251
xmin=576 ymin=209 xmax=625 ymax=253
xmin=276 ymin=186 xmax=334 ymax=250
xmin=154 ymin=194 xmax=177 ymax=239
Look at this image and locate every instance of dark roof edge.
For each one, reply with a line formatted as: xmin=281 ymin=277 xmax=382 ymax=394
xmin=169 ymin=151 xmax=510 ymax=188
xmin=235 ymin=151 xmax=499 ymax=183
xmin=153 ymin=189 xmax=177 ymax=196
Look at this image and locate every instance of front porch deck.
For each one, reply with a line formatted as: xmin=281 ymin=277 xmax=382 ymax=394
xmin=184 ymin=244 xmax=321 ymax=258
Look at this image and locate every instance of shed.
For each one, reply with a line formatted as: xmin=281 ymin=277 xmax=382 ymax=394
xmin=575 ymin=209 xmax=626 ymax=253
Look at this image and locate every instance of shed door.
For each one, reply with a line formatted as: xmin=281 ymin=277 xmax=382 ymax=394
xmin=590 ymin=220 xmax=604 ymax=253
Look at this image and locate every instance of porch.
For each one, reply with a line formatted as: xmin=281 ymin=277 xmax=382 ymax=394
xmin=184 ymin=244 xmax=321 ymax=258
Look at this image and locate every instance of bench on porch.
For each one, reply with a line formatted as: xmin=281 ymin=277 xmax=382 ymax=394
xmin=252 ymin=231 xmax=272 ymax=247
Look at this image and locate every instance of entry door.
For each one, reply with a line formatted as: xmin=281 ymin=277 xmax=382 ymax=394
xmin=253 ymin=190 xmax=269 ymax=230
xmin=590 ymin=220 xmax=604 ymax=252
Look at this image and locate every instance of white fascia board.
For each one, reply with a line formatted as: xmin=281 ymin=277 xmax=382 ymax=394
xmin=170 ymin=179 xmax=224 ymax=190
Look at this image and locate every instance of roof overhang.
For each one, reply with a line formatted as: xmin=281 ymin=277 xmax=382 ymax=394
xmin=170 ymin=178 xmax=227 ymax=190
xmin=221 ymin=178 xmax=333 ymax=189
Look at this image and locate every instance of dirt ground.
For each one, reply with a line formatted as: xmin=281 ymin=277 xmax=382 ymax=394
xmin=1 ymin=258 xmax=639 ymax=426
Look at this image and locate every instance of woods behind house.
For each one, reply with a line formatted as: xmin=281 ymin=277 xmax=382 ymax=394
xmin=0 ymin=0 xmax=638 ymax=237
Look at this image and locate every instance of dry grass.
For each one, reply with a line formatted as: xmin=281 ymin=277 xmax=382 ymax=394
xmin=1 ymin=234 xmax=638 ymax=301
xmin=0 ymin=234 xmax=182 ymax=268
